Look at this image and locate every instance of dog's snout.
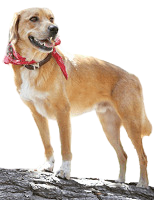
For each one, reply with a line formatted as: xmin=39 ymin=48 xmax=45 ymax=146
xmin=48 ymin=25 xmax=58 ymax=37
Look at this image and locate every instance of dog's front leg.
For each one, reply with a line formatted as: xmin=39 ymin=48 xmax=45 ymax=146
xmin=24 ymin=101 xmax=55 ymax=172
xmin=56 ymin=106 xmax=72 ymax=179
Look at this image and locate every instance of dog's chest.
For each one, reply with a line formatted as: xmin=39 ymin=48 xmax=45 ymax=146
xmin=19 ymin=68 xmax=49 ymax=117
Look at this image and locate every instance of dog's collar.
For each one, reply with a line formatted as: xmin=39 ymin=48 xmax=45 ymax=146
xmin=24 ymin=53 xmax=52 ymax=70
xmin=4 ymin=38 xmax=68 ymax=80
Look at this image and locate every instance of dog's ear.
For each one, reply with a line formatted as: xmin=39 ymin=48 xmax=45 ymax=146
xmin=9 ymin=13 xmax=20 ymax=44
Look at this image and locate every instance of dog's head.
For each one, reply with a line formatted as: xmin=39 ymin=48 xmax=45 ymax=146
xmin=10 ymin=8 xmax=58 ymax=53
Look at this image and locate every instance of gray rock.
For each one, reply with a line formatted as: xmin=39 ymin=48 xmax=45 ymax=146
xmin=0 ymin=168 xmax=154 ymax=200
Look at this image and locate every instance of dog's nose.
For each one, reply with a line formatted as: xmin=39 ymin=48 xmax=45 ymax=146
xmin=48 ymin=25 xmax=58 ymax=37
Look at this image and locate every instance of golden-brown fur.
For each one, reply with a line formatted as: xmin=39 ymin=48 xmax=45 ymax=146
xmin=9 ymin=8 xmax=152 ymax=187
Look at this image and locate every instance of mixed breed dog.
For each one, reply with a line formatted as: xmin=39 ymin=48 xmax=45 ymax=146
xmin=4 ymin=8 xmax=152 ymax=188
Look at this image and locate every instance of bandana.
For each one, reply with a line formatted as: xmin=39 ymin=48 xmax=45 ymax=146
xmin=4 ymin=37 xmax=68 ymax=80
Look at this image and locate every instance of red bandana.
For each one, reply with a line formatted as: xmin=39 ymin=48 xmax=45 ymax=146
xmin=4 ymin=37 xmax=68 ymax=80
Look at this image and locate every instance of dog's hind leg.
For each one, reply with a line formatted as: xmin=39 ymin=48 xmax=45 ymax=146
xmin=111 ymin=76 xmax=151 ymax=187
xmin=96 ymin=104 xmax=127 ymax=182
xmin=118 ymin=110 xmax=149 ymax=188
xmin=123 ymin=120 xmax=148 ymax=188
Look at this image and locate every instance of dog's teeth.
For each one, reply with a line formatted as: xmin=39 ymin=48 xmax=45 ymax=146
xmin=38 ymin=41 xmax=42 ymax=45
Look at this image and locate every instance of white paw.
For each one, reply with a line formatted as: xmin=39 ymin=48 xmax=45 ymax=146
xmin=136 ymin=181 xmax=149 ymax=188
xmin=117 ymin=176 xmax=125 ymax=183
xmin=37 ymin=156 xmax=55 ymax=172
xmin=56 ymin=161 xmax=71 ymax=179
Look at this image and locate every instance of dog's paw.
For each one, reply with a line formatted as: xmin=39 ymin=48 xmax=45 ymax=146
xmin=116 ymin=176 xmax=125 ymax=183
xmin=56 ymin=161 xmax=71 ymax=179
xmin=37 ymin=156 xmax=55 ymax=172
xmin=136 ymin=181 xmax=149 ymax=188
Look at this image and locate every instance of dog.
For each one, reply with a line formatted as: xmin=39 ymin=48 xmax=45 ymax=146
xmin=4 ymin=7 xmax=152 ymax=188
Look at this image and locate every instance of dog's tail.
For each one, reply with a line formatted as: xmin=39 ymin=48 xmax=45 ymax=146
xmin=141 ymin=87 xmax=153 ymax=138
xmin=141 ymin=111 xmax=153 ymax=138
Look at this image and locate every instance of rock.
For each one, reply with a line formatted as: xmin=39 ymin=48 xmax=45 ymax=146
xmin=0 ymin=168 xmax=154 ymax=200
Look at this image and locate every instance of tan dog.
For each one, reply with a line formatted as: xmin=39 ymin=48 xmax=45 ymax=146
xmin=7 ymin=7 xmax=152 ymax=187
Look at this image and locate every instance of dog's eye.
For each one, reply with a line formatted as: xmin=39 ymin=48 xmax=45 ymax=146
xmin=30 ymin=16 xmax=39 ymax=22
xmin=50 ymin=17 xmax=54 ymax=23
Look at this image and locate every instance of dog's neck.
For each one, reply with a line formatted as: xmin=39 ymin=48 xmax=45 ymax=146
xmin=5 ymin=38 xmax=68 ymax=79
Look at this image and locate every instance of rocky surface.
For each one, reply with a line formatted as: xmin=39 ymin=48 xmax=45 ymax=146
xmin=0 ymin=168 xmax=154 ymax=199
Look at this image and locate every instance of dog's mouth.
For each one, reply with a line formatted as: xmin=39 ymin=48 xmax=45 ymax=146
xmin=28 ymin=36 xmax=54 ymax=51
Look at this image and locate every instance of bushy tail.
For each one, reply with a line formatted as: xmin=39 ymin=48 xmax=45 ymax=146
xmin=141 ymin=114 xmax=152 ymax=138
xmin=140 ymin=80 xmax=153 ymax=138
